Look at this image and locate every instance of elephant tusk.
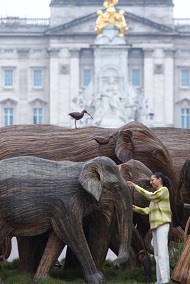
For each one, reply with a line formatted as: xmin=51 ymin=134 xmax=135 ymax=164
xmin=184 ymin=203 xmax=190 ymax=210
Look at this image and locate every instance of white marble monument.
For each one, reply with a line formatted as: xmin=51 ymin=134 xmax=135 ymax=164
xmin=75 ymin=0 xmax=149 ymax=128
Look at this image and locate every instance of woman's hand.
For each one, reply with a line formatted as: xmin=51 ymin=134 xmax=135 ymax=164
xmin=127 ymin=181 xmax=136 ymax=187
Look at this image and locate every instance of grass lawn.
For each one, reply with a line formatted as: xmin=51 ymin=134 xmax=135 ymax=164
xmin=0 ymin=258 xmax=178 ymax=284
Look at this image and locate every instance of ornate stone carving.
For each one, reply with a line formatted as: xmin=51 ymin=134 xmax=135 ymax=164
xmin=60 ymin=64 xmax=70 ymax=74
xmin=154 ymin=64 xmax=164 ymax=74
xmin=17 ymin=48 xmax=30 ymax=58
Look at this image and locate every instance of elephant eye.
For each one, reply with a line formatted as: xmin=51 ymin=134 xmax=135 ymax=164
xmin=152 ymin=149 xmax=170 ymax=164
xmin=152 ymin=150 xmax=159 ymax=157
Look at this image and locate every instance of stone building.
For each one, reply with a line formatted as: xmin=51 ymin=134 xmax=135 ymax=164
xmin=0 ymin=0 xmax=190 ymax=128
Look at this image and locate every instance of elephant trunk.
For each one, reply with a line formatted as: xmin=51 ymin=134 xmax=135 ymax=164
xmin=112 ymin=184 xmax=133 ymax=268
xmin=78 ymin=156 xmax=133 ymax=268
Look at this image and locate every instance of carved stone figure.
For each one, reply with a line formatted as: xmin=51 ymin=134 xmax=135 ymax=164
xmin=93 ymin=76 xmax=127 ymax=127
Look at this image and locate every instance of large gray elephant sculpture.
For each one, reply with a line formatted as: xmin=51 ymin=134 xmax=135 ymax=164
xmin=0 ymin=121 xmax=184 ymax=274
xmin=64 ymin=159 xmax=153 ymax=274
xmin=0 ymin=122 xmax=183 ymax=228
xmin=0 ymin=155 xmax=132 ymax=283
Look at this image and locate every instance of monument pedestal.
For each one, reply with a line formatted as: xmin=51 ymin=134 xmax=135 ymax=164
xmin=92 ymin=24 xmax=131 ymax=128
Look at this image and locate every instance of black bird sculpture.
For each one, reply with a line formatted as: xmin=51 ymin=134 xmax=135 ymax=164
xmin=93 ymin=135 xmax=115 ymax=148
xmin=68 ymin=110 xmax=93 ymax=128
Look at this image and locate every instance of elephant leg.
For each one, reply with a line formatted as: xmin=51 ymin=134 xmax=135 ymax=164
xmin=17 ymin=232 xmax=49 ymax=274
xmin=34 ymin=230 xmax=65 ymax=282
xmin=0 ymin=221 xmax=12 ymax=283
xmin=65 ymin=232 xmax=106 ymax=283
xmin=0 ymin=236 xmax=12 ymax=262
xmin=87 ymin=213 xmax=116 ymax=270
xmin=64 ymin=214 xmax=115 ymax=271
xmin=64 ymin=246 xmax=80 ymax=270
xmin=51 ymin=213 xmax=106 ymax=284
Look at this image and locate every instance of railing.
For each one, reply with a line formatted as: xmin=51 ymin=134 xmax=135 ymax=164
xmin=0 ymin=17 xmax=50 ymax=26
xmin=174 ymin=18 xmax=190 ymax=26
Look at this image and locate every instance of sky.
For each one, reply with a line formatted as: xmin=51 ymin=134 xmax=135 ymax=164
xmin=0 ymin=0 xmax=189 ymax=19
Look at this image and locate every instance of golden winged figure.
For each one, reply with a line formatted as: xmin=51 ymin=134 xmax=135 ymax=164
xmin=96 ymin=0 xmax=128 ymax=37
xmin=103 ymin=0 xmax=118 ymax=8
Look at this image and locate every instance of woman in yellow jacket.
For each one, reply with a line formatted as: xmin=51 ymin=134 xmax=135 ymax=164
xmin=128 ymin=172 xmax=172 ymax=284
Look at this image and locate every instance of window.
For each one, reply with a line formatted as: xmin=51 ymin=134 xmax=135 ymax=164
xmin=181 ymin=108 xmax=190 ymax=128
xmin=33 ymin=49 xmax=43 ymax=55
xmin=33 ymin=69 xmax=42 ymax=88
xmin=181 ymin=70 xmax=190 ymax=87
xmin=4 ymin=69 xmax=13 ymax=87
xmin=33 ymin=108 xmax=43 ymax=124
xmin=132 ymin=69 xmax=141 ymax=87
xmin=83 ymin=69 xmax=91 ymax=86
xmin=80 ymin=49 xmax=93 ymax=56
xmin=4 ymin=49 xmax=14 ymax=54
xmin=4 ymin=108 xmax=13 ymax=126
xmin=130 ymin=49 xmax=142 ymax=57
xmin=180 ymin=50 xmax=190 ymax=55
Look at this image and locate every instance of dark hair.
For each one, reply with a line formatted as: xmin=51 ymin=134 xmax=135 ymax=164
xmin=153 ymin=172 xmax=171 ymax=188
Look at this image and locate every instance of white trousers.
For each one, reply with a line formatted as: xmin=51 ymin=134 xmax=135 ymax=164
xmin=152 ymin=223 xmax=170 ymax=284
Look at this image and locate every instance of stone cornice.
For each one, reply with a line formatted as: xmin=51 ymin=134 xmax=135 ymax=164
xmin=50 ymin=0 xmax=173 ymax=6
xmin=17 ymin=48 xmax=30 ymax=58
xmin=164 ymin=48 xmax=176 ymax=57
xmin=143 ymin=48 xmax=154 ymax=58
xmin=0 ymin=97 xmax=18 ymax=104
xmin=69 ymin=48 xmax=80 ymax=58
xmin=47 ymin=48 xmax=60 ymax=57
xmin=45 ymin=11 xmax=177 ymax=36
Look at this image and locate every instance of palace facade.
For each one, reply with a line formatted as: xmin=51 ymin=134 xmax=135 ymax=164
xmin=0 ymin=0 xmax=190 ymax=128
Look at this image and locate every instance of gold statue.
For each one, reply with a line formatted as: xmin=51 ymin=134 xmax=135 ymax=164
xmin=95 ymin=0 xmax=128 ymax=37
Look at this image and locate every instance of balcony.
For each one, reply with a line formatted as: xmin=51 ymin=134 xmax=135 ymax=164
xmin=174 ymin=18 xmax=190 ymax=26
xmin=0 ymin=17 xmax=50 ymax=26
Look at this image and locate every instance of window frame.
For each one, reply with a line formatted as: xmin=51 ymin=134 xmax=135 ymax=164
xmin=180 ymin=69 xmax=190 ymax=88
xmin=4 ymin=68 xmax=14 ymax=88
xmin=33 ymin=69 xmax=43 ymax=89
xmin=33 ymin=108 xmax=43 ymax=124
xmin=131 ymin=68 xmax=141 ymax=87
xmin=181 ymin=108 xmax=190 ymax=128
xmin=4 ymin=108 xmax=14 ymax=126
xmin=82 ymin=68 xmax=92 ymax=87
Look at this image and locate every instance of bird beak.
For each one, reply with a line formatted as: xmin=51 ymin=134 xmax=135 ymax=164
xmin=87 ymin=113 xmax=93 ymax=119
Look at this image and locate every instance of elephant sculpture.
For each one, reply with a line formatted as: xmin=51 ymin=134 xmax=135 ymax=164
xmin=0 ymin=155 xmax=133 ymax=283
xmin=64 ymin=159 xmax=153 ymax=276
xmin=152 ymin=127 xmax=190 ymax=204
xmin=115 ymin=124 xmax=184 ymax=228
xmin=0 ymin=122 xmax=183 ymax=226
xmin=0 ymin=121 xmax=185 ymax=273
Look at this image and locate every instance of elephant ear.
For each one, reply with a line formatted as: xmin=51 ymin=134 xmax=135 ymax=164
xmin=78 ymin=161 xmax=103 ymax=202
xmin=118 ymin=163 xmax=133 ymax=180
xmin=119 ymin=159 xmax=153 ymax=184
xmin=115 ymin=129 xmax=134 ymax=163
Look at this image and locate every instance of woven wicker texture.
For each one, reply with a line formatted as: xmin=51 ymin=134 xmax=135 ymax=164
xmin=0 ymin=155 xmax=133 ymax=282
xmin=171 ymin=217 xmax=190 ymax=283
xmin=0 ymin=122 xmax=187 ymax=279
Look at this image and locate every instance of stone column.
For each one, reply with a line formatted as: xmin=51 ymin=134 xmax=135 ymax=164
xmin=48 ymin=48 xmax=60 ymax=125
xmin=69 ymin=49 xmax=80 ymax=111
xmin=164 ymin=48 xmax=175 ymax=126
xmin=143 ymin=49 xmax=154 ymax=114
xmin=17 ymin=48 xmax=30 ymax=124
